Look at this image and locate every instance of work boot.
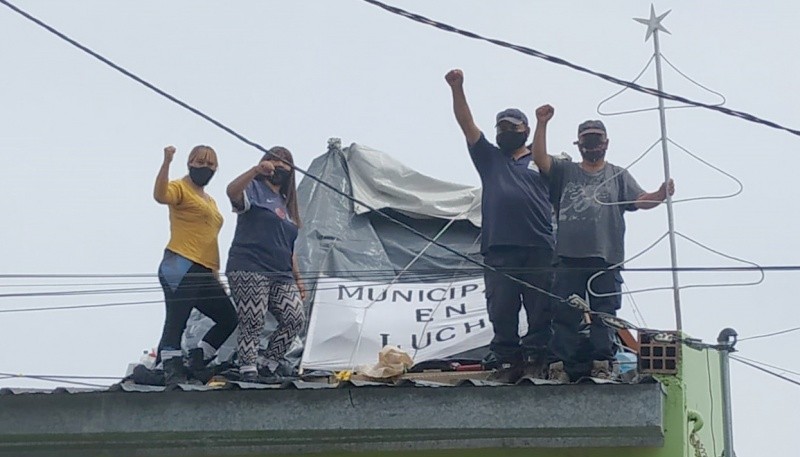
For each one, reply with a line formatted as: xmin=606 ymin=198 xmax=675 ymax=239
xmin=590 ymin=360 xmax=613 ymax=379
xmin=548 ymin=361 xmax=570 ymax=383
xmin=521 ymin=359 xmax=548 ymax=380
xmin=163 ymin=357 xmax=188 ymax=388
xmin=187 ymin=348 xmax=215 ymax=383
xmin=487 ymin=362 xmax=524 ymax=384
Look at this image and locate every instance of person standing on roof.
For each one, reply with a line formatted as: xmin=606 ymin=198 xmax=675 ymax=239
xmin=445 ymin=69 xmax=555 ymax=383
xmin=531 ymin=104 xmax=674 ymax=382
xmin=153 ymin=145 xmax=238 ymax=387
xmin=226 ymin=147 xmax=307 ymax=383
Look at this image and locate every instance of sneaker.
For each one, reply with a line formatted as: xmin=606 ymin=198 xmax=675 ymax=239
xmin=590 ymin=360 xmax=612 ymax=379
xmin=487 ymin=362 xmax=524 ymax=384
xmin=548 ymin=361 xmax=570 ymax=383
xmin=240 ymin=370 xmax=259 ymax=383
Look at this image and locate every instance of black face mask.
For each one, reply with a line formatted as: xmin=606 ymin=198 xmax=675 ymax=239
xmin=496 ymin=131 xmax=528 ymax=154
xmin=267 ymin=167 xmax=291 ymax=187
xmin=580 ymin=149 xmax=607 ymax=163
xmin=188 ymin=166 xmax=215 ymax=187
xmin=579 ymin=134 xmax=607 ymax=163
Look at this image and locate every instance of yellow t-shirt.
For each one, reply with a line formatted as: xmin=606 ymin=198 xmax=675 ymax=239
xmin=162 ymin=178 xmax=224 ymax=271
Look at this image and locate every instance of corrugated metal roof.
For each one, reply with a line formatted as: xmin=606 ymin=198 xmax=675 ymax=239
xmin=0 ymin=374 xmax=657 ymax=395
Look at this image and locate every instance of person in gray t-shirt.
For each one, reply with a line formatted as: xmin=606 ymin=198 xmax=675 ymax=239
xmin=531 ymin=104 xmax=674 ymax=382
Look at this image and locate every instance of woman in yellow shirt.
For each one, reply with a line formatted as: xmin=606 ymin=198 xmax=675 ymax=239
xmin=153 ymin=145 xmax=237 ymax=387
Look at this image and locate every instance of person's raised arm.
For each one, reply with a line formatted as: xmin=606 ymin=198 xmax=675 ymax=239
xmin=445 ymin=69 xmax=481 ymax=146
xmin=153 ymin=145 xmax=176 ymax=204
xmin=635 ymin=179 xmax=675 ymax=210
xmin=532 ymin=105 xmax=555 ymax=174
xmin=226 ymin=160 xmax=274 ymax=208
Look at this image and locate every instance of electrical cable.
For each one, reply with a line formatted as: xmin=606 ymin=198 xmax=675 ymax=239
xmin=358 ymin=0 xmax=800 ymax=137
xmin=342 ymin=205 xmax=478 ymax=368
xmin=731 ymin=355 xmax=800 ymax=378
xmin=739 ymin=326 xmax=800 ymax=342
xmin=0 ymin=373 xmax=109 ymax=388
xmin=730 ymin=356 xmax=800 ymax=388
xmin=0 ymin=372 xmax=120 ymax=381
xmin=704 ymin=350 xmax=719 ymax=456
xmin=0 ymin=0 xmax=568 ymax=309
xmin=623 ymin=282 xmax=647 ymax=328
xmin=5 ymin=264 xmax=800 ymax=281
xmin=0 ymin=0 xmax=791 ymax=368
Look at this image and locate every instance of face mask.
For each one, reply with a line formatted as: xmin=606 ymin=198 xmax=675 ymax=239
xmin=580 ymin=149 xmax=606 ymax=163
xmin=578 ymin=134 xmax=607 ymax=163
xmin=580 ymin=133 xmax=605 ymax=150
xmin=496 ymin=131 xmax=528 ymax=153
xmin=267 ymin=167 xmax=291 ymax=187
xmin=188 ymin=166 xmax=215 ymax=187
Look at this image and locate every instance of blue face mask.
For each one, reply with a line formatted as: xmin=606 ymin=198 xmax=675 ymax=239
xmin=188 ymin=166 xmax=214 ymax=186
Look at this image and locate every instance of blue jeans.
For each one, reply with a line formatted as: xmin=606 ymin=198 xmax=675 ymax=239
xmin=550 ymin=257 xmax=622 ymax=378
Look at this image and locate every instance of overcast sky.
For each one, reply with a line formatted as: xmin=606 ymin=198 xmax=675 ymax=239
xmin=1 ymin=1 xmax=798 ymax=454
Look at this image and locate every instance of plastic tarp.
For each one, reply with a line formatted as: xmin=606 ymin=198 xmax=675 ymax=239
xmin=184 ymin=139 xmax=487 ymax=370
xmin=344 ymin=143 xmax=482 ymax=227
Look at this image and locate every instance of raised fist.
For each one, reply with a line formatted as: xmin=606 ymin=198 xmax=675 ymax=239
xmin=255 ymin=160 xmax=275 ymax=176
xmin=163 ymin=145 xmax=176 ymax=162
xmin=445 ymin=69 xmax=464 ymax=87
xmin=535 ymin=104 xmax=554 ymax=123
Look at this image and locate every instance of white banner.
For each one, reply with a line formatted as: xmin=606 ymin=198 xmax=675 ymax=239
xmin=301 ymin=277 xmax=495 ymax=371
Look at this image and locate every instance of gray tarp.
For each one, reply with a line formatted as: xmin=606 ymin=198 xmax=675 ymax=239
xmin=184 ymin=138 xmax=484 ymax=367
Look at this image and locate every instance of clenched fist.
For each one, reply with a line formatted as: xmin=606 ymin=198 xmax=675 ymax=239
xmin=535 ymin=104 xmax=554 ymax=124
xmin=445 ymin=69 xmax=464 ymax=88
xmin=255 ymin=160 xmax=275 ymax=176
xmin=163 ymin=145 xmax=176 ymax=163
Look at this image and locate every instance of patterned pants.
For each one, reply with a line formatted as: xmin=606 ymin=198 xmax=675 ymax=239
xmin=228 ymin=271 xmax=306 ymax=369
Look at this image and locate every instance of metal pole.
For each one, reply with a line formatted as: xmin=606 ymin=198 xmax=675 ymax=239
xmin=717 ymin=328 xmax=737 ymax=457
xmin=652 ymin=30 xmax=683 ymax=330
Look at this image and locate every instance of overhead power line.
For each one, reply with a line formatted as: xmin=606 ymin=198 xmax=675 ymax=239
xmin=0 ymin=372 xmax=113 ymax=388
xmin=739 ymin=326 xmax=800 ymax=342
xmin=731 ymin=356 xmax=800 ymax=388
xmin=0 ymin=0 xmax=564 ymax=307
xmin=359 ymin=0 xmax=800 ymax=138
xmin=4 ymin=264 xmax=800 ymax=281
xmin=731 ymin=355 xmax=800 ymax=378
xmin=0 ymin=0 xmax=787 ymax=334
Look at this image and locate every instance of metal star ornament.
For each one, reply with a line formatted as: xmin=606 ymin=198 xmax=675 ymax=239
xmin=634 ymin=4 xmax=671 ymax=42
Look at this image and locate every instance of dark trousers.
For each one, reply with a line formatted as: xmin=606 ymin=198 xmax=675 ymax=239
xmin=550 ymin=257 xmax=622 ymax=377
xmin=484 ymin=246 xmax=554 ymax=364
xmin=157 ymin=263 xmax=238 ymax=355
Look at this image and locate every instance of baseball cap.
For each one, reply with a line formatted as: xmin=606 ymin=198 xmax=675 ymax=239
xmin=495 ymin=108 xmax=528 ymax=126
xmin=578 ymin=120 xmax=607 ymax=137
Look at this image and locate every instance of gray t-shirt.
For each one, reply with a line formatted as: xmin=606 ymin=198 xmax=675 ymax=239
xmin=547 ymin=159 xmax=644 ymax=265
